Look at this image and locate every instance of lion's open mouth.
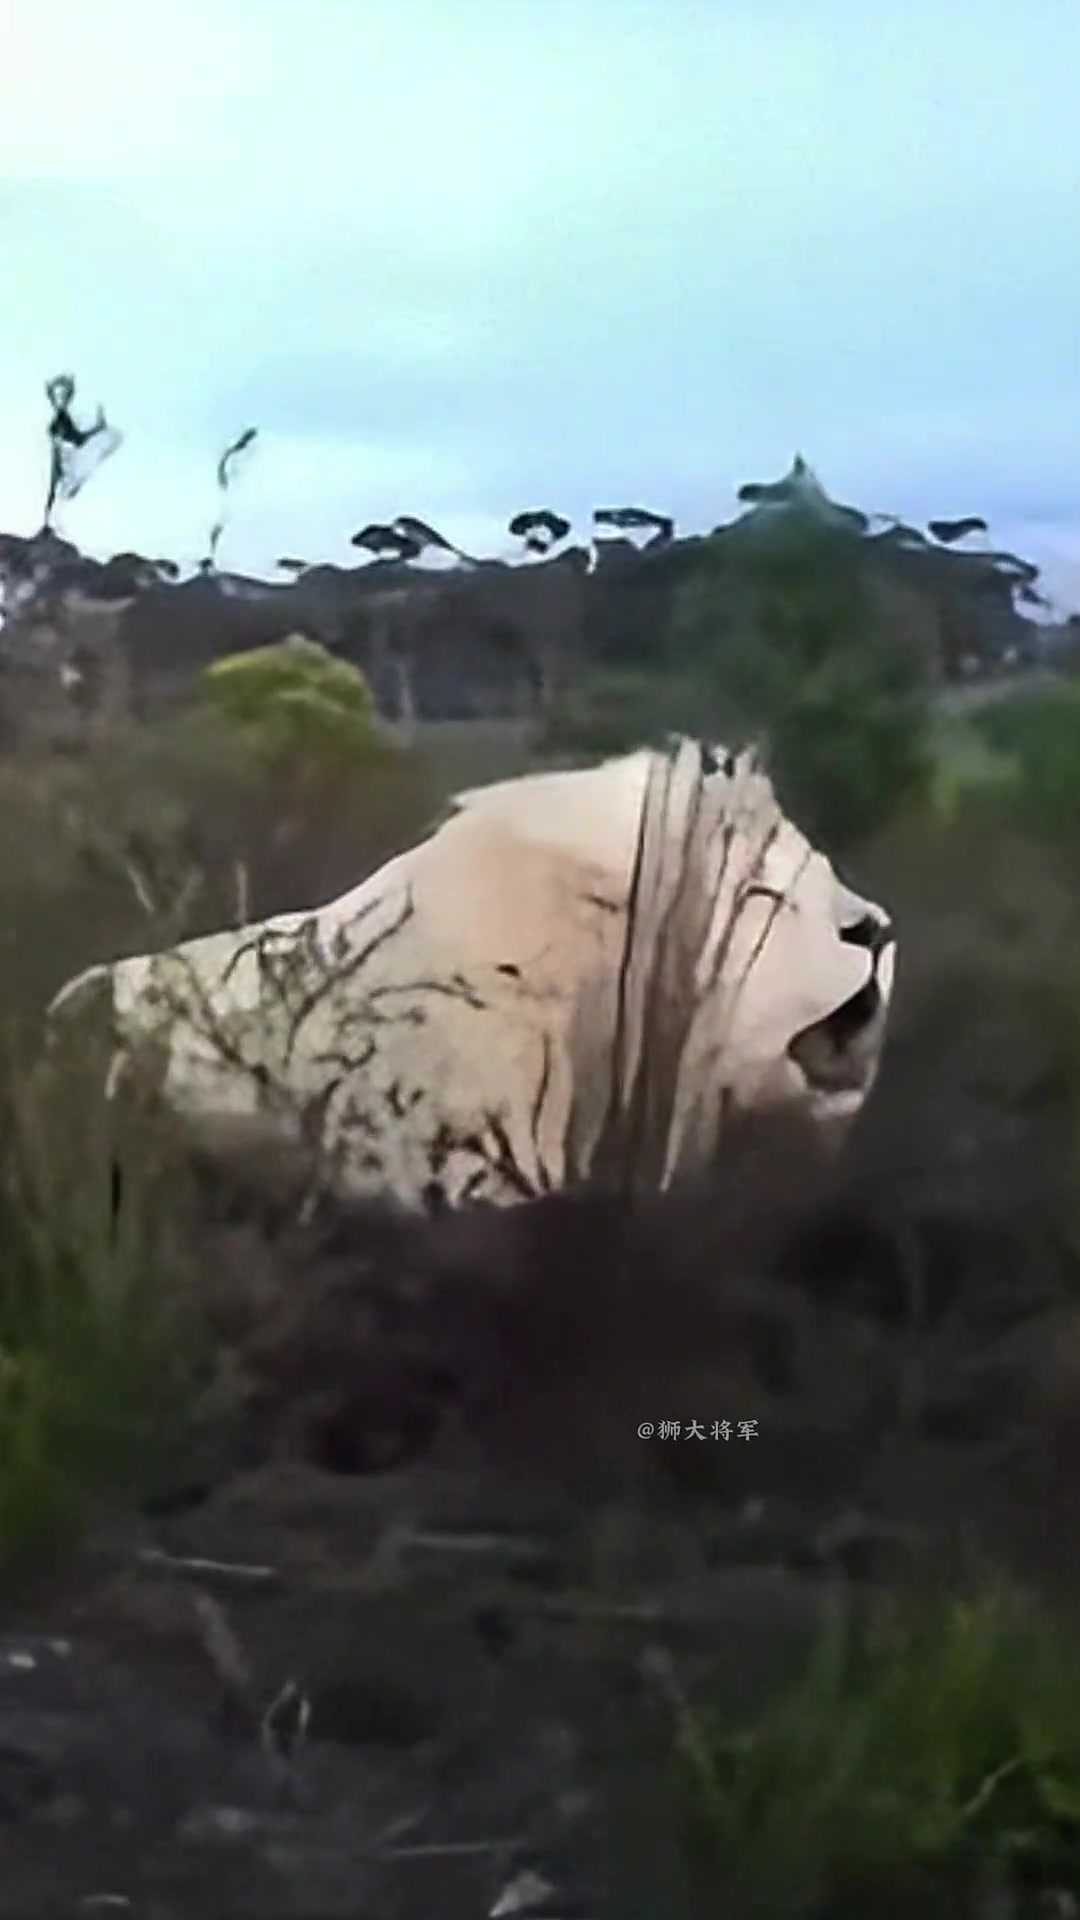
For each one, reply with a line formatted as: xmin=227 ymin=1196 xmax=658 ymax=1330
xmin=787 ymin=976 xmax=888 ymax=1097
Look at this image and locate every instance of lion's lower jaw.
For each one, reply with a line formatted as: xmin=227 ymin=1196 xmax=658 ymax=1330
xmin=806 ymin=1086 xmax=867 ymax=1128
xmin=723 ymin=1065 xmax=876 ymax=1140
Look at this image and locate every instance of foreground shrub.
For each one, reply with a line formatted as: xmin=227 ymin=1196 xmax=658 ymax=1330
xmin=0 ymin=1045 xmax=203 ymax=1581
xmin=970 ymin=682 xmax=1080 ymax=853
xmin=663 ymin=1582 xmax=1080 ymax=1917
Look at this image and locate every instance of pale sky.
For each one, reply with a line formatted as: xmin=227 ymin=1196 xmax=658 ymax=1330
xmin=2 ymin=0 xmax=1080 ymax=608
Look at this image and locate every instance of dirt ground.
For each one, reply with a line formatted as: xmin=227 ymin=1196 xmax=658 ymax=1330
xmin=2 ymin=1086 xmax=1080 ymax=1920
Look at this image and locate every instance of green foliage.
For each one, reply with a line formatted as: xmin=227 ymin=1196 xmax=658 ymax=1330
xmin=0 ymin=1050 xmax=203 ymax=1581
xmin=668 ymin=1583 xmax=1080 ymax=1917
xmin=927 ymin=709 xmax=1016 ymax=822
xmin=536 ymin=665 xmax=705 ymax=759
xmin=198 ymin=635 xmax=378 ymax=773
xmin=969 ymin=683 xmax=1080 ymax=849
xmin=669 ymin=519 xmax=936 ymax=849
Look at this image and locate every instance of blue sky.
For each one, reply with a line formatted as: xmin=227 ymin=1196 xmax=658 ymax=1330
xmin=2 ymin=0 xmax=1080 ymax=607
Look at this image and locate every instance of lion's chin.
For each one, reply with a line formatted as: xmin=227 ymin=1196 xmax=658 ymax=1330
xmin=724 ymin=1054 xmax=878 ymax=1141
xmin=801 ymin=1082 xmax=871 ymax=1130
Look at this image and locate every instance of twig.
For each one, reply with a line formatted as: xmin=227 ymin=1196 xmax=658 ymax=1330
xmin=119 ymin=855 xmax=158 ymax=920
xmin=136 ymin=1546 xmax=281 ymax=1589
xmin=234 ymin=857 xmax=251 ymax=926
xmin=190 ymin=1591 xmax=310 ymax=1799
xmin=369 ymin=1805 xmax=431 ymax=1852
xmin=261 ymin=1678 xmax=311 ymax=1768
xmin=640 ymin=1644 xmax=723 ymax=1806
xmin=190 ymin=1589 xmax=259 ymax=1719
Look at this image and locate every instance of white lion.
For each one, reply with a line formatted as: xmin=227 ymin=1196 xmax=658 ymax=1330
xmin=46 ymin=737 xmax=896 ymax=1212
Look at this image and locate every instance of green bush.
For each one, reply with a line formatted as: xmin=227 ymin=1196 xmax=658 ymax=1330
xmin=927 ymin=709 xmax=1016 ymax=822
xmin=198 ymin=635 xmax=378 ymax=773
xmin=665 ymin=1583 xmax=1080 ymax=1917
xmin=0 ymin=1045 xmax=204 ymax=1581
xmin=970 ymin=684 xmax=1080 ymax=850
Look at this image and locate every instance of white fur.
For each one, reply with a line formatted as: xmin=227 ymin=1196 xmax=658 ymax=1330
xmin=47 ymin=739 xmax=897 ymax=1210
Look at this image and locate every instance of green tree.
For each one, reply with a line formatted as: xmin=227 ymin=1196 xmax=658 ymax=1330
xmin=193 ymin=636 xmax=431 ymax=909
xmin=669 ymin=512 xmax=935 ymax=848
xmin=198 ymin=635 xmax=378 ymax=776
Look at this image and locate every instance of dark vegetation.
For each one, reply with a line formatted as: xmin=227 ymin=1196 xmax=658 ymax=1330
xmin=1 ymin=408 xmax=1059 ymax=756
xmin=1 ymin=401 xmax=1080 ymax=1915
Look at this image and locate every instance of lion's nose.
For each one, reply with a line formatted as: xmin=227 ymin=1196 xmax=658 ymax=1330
xmin=840 ymin=912 xmax=894 ymax=961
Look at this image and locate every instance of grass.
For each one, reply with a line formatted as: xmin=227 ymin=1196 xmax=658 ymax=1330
xmin=662 ymin=1581 xmax=1080 ymax=1917
xmin=0 ymin=1034 xmax=208 ymax=1583
xmin=928 ymin=708 xmax=1016 ymax=821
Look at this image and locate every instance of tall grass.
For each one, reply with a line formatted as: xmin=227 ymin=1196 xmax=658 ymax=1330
xmin=0 ymin=1040 xmax=205 ymax=1578
xmin=659 ymin=1582 xmax=1080 ymax=1917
